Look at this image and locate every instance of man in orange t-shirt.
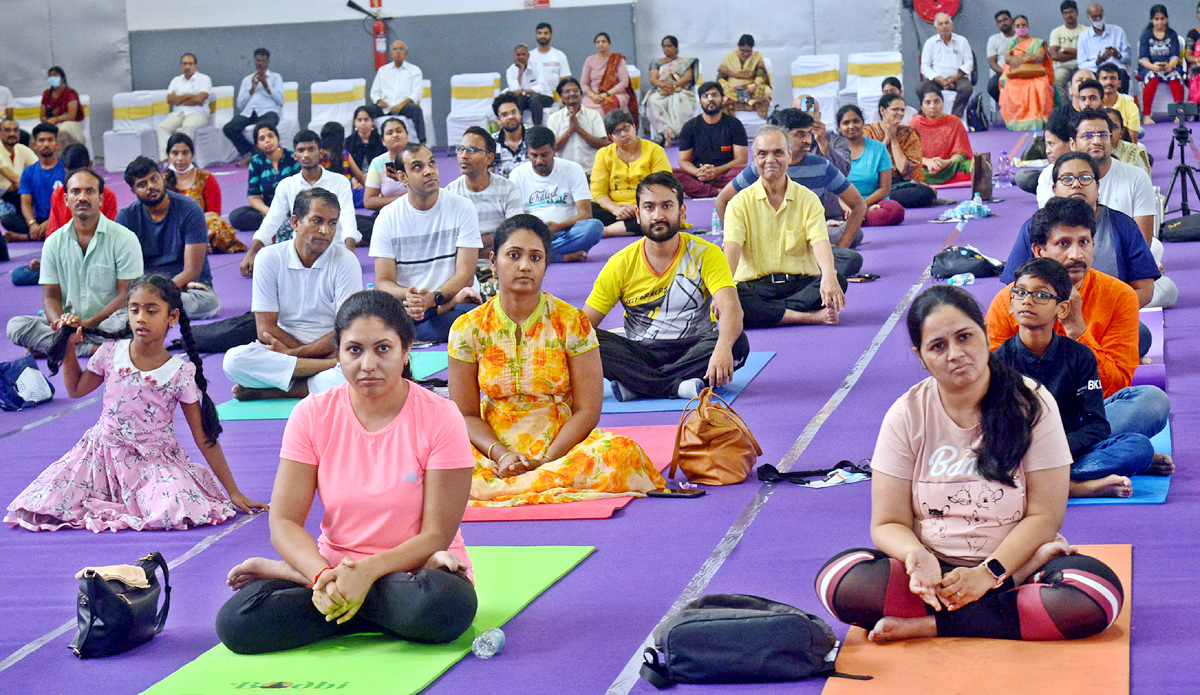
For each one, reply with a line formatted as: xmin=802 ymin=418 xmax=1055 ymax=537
xmin=985 ymin=197 xmax=1168 ymax=440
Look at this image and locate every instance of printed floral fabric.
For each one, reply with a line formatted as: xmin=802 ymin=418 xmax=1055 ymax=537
xmin=449 ymin=293 xmax=665 ymax=505
xmin=4 ymin=340 xmax=236 ymax=532
xmin=184 ymin=169 xmax=247 ymax=254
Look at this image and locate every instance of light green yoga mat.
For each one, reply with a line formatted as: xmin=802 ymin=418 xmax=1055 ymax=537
xmin=216 ymin=351 xmax=450 ymax=421
xmin=143 ymin=545 xmax=592 ymax=695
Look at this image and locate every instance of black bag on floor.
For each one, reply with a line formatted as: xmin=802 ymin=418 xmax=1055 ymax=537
xmin=639 ymin=594 xmax=869 ymax=688
xmin=171 ymin=311 xmax=257 ymax=353
xmin=931 ymin=245 xmax=1004 ymax=279
xmin=69 ymin=552 xmax=171 ymax=658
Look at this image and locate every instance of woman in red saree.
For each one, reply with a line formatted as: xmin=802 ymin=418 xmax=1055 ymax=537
xmin=998 ymin=15 xmax=1056 ymax=131
xmin=581 ymin=32 xmax=638 ymax=125
xmin=910 ymin=86 xmax=973 ymax=185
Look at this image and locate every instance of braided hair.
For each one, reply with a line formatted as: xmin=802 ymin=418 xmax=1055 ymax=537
xmin=45 ymin=274 xmax=224 ymax=445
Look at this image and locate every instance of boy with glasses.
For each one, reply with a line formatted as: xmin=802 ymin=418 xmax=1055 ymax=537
xmin=994 ymin=257 xmax=1172 ymax=498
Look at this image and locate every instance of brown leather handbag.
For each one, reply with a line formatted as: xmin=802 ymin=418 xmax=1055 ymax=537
xmin=669 ymin=388 xmax=762 ymax=485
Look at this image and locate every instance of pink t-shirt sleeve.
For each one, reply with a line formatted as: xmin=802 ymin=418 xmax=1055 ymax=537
xmin=870 ymin=392 xmax=918 ymax=480
xmin=422 ymin=393 xmax=475 ymax=471
xmin=280 ymin=394 xmax=319 ymax=465
xmin=1021 ymin=383 xmax=1072 ymax=473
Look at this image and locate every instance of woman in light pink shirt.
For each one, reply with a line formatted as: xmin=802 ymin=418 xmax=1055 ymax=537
xmin=816 ymin=286 xmax=1124 ymax=643
xmin=216 ymin=290 xmax=478 ymax=654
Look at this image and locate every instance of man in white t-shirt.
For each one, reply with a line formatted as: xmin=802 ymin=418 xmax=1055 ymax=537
xmin=445 ymin=126 xmax=523 ymax=258
xmin=223 ymin=188 xmax=363 ymax=401
xmin=547 ymin=77 xmax=608 ymax=172
xmin=1036 ymin=109 xmax=1156 ymax=242
xmin=1049 ymin=1 xmax=1086 ymax=95
xmin=156 ymin=53 xmax=212 ymax=160
xmin=240 ymin=129 xmax=360 ymax=277
xmin=370 ymin=143 xmax=483 ymax=343
xmin=370 ymin=40 xmax=426 ymax=144
xmin=986 ymin=10 xmax=1015 ymax=104
xmin=509 ymin=126 xmax=603 ymax=263
xmin=507 ymin=43 xmax=555 ymax=126
xmin=529 ymin=23 xmax=571 ymax=90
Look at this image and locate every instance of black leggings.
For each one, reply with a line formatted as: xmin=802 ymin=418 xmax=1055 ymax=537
xmin=596 ymin=329 xmax=750 ymax=399
xmin=215 ymin=568 xmax=478 ymax=654
xmin=815 ymin=548 xmax=1123 ymax=640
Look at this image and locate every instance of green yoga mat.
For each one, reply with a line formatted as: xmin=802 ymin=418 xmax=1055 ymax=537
xmin=143 ymin=546 xmax=592 ymax=695
xmin=216 ymin=351 xmax=450 ymax=421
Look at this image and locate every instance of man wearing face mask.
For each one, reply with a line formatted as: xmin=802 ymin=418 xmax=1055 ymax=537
xmin=156 ymin=53 xmax=211 ymax=161
xmin=1076 ymin=4 xmax=1131 ymax=75
xmin=722 ymin=126 xmax=847 ymax=329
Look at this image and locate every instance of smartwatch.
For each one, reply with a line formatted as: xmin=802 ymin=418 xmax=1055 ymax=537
xmin=981 ymin=558 xmax=1008 ymax=589
xmin=434 ymin=291 xmax=446 ymax=307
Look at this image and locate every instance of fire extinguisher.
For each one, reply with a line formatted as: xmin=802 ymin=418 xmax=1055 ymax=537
xmin=373 ymin=12 xmax=388 ymax=69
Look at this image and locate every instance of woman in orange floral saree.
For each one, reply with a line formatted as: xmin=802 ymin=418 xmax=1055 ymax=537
xmin=447 ymin=215 xmax=664 ymax=506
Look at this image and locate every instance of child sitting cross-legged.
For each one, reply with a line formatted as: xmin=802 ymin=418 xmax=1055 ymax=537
xmin=994 ymin=258 xmax=1174 ymax=498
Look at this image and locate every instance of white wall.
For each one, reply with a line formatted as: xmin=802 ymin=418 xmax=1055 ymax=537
xmin=124 ymin=0 xmax=628 ymax=30
xmin=635 ymin=0 xmax=903 ymax=113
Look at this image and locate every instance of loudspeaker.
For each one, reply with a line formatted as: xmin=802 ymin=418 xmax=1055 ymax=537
xmin=1160 ymin=214 xmax=1200 ymax=242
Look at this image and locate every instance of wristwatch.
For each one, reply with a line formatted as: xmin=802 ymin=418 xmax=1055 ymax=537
xmin=434 ymin=291 xmax=446 ymax=307
xmin=981 ymin=558 xmax=1008 ymax=589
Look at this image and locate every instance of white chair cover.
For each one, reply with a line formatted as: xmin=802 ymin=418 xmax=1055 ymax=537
xmin=308 ymin=79 xmax=366 ymax=132
xmin=102 ymin=91 xmax=157 ymax=172
xmin=194 ymin=85 xmax=237 ymax=167
xmin=842 ymin=51 xmax=903 ymax=124
xmin=445 ymin=72 xmax=501 ymax=147
xmin=791 ymin=54 xmax=840 ymax=121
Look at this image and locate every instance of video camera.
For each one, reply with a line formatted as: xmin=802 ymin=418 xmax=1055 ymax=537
xmin=1168 ymin=101 xmax=1199 ymax=119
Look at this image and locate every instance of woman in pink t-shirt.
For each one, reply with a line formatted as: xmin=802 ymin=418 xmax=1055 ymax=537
xmin=816 ymin=286 xmax=1124 ymax=643
xmin=216 ymin=290 xmax=478 ymax=654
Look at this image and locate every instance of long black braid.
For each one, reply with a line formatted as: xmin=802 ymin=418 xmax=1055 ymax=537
xmin=45 ymin=274 xmax=223 ymax=446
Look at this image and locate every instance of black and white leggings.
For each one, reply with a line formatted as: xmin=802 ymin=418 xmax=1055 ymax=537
xmin=216 ymin=568 xmax=478 ymax=654
xmin=815 ymin=548 xmax=1123 ymax=640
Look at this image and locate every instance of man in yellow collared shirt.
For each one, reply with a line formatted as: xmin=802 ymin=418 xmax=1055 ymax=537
xmin=723 ymin=125 xmax=846 ymax=328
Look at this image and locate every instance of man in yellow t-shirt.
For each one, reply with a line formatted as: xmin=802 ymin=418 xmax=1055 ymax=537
xmin=723 ymin=126 xmax=847 ymax=329
xmin=1096 ymin=64 xmax=1140 ymax=145
xmin=584 ymin=171 xmax=748 ymax=401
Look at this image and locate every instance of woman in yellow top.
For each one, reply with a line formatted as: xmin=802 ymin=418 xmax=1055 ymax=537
xmin=448 ymin=214 xmax=665 ymax=506
xmin=717 ymin=34 xmax=772 ymax=119
xmin=590 ymin=109 xmax=672 ymax=237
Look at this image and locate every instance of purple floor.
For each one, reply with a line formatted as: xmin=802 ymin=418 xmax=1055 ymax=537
xmin=1 ymin=126 xmax=1197 ymax=693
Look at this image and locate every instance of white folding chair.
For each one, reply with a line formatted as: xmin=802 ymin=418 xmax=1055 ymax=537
xmin=102 ymin=91 xmax=157 ymax=172
xmin=193 ymin=86 xmax=237 ymax=167
xmin=379 ymin=79 xmax=436 ymax=146
xmin=277 ymin=82 xmax=301 ymax=147
xmin=149 ymin=90 xmax=170 ymax=131
xmin=12 ymin=96 xmax=42 ymax=133
xmin=791 ymin=54 xmax=840 ymax=121
xmin=842 ymin=51 xmax=903 ymax=124
xmin=77 ymin=94 xmax=93 ymax=153
xmin=733 ymin=57 xmax=773 ymax=140
xmin=308 ymin=79 xmax=365 ymax=131
xmin=445 ymin=72 xmax=501 ymax=147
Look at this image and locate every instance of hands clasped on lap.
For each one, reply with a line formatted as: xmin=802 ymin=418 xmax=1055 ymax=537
xmin=905 ymin=545 xmax=995 ymax=612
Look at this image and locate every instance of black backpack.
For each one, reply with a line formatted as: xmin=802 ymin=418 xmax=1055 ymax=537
xmin=931 ymin=245 xmax=1004 ymax=279
xmin=639 ymin=594 xmax=869 ymax=688
xmin=965 ymin=94 xmax=989 ymax=133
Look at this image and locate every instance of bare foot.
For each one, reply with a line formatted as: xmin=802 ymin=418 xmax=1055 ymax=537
xmin=232 ymin=385 xmax=290 ymax=401
xmin=3 ymin=231 xmax=30 ymax=243
xmin=782 ymin=307 xmax=840 ymax=326
xmin=559 ymin=250 xmax=588 ymax=263
xmin=1012 ymin=535 xmax=1076 ymax=583
xmin=1148 ymin=452 xmax=1174 ymax=476
xmin=227 ymin=557 xmax=309 ymax=591
xmin=1070 ymin=475 xmax=1133 ymax=498
xmin=1140 ymin=356 xmax=1153 ymax=365
xmin=868 ymin=615 xmax=937 ymax=643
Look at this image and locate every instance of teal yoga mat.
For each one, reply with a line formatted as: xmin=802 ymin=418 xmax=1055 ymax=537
xmin=216 ymin=351 xmax=450 ymax=421
xmin=143 ymin=546 xmax=593 ymax=695
xmin=601 ymin=351 xmax=775 ymax=413
xmin=1069 ymin=422 xmax=1172 ymax=506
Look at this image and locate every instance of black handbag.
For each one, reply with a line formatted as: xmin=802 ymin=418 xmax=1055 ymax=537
xmin=931 ymin=245 xmax=1004 ymax=279
xmin=69 ymin=552 xmax=171 ymax=658
xmin=639 ymin=594 xmax=869 ymax=688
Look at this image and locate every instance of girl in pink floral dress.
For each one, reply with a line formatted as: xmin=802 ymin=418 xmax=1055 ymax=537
xmin=5 ymin=275 xmax=267 ymax=532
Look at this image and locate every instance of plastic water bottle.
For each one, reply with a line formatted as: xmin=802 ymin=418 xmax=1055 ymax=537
xmin=710 ymin=210 xmax=723 ymax=238
xmin=996 ymin=150 xmax=1011 ymax=187
xmin=947 ymin=272 xmax=976 ymax=286
xmin=472 ymin=627 xmax=505 ymax=659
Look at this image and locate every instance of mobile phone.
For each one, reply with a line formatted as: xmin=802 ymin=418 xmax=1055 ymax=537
xmin=385 ymin=161 xmax=400 ymax=173
xmin=647 ymin=488 xmax=706 ymax=498
xmin=847 ymin=273 xmax=880 ymax=283
xmin=802 ymin=96 xmax=815 ymax=112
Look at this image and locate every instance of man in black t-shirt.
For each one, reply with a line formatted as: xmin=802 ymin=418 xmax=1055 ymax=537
xmin=672 ymin=82 xmax=748 ymax=198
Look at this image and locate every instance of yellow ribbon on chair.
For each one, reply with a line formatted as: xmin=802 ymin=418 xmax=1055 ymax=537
xmin=312 ymin=89 xmax=360 ymax=104
xmin=848 ymin=62 xmax=903 ymax=77
xmin=792 ymin=70 xmax=839 ymax=88
xmin=452 ymin=85 xmax=496 ymax=99
xmin=13 ymin=105 xmax=40 ymax=121
xmin=113 ymin=105 xmax=154 ymax=120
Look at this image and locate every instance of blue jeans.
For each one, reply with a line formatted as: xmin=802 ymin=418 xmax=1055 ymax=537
xmin=414 ymin=303 xmax=473 ymax=344
xmin=549 ymin=219 xmax=603 ymax=262
xmin=1104 ymin=385 xmax=1169 ymax=439
xmin=11 ymin=265 xmax=38 ymax=286
xmin=1072 ymin=433 xmax=1155 ymax=480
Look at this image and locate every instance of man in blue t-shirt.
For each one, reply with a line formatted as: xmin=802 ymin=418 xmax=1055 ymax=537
xmin=672 ymin=82 xmax=748 ymax=198
xmin=116 ymin=156 xmax=221 ymax=319
xmin=8 ymin=123 xmax=65 ymax=242
xmin=715 ymin=108 xmax=867 ymax=276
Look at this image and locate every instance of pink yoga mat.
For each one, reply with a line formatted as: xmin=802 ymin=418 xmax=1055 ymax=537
xmin=930 ymin=180 xmax=973 ymax=190
xmin=462 ymin=425 xmax=677 ymax=522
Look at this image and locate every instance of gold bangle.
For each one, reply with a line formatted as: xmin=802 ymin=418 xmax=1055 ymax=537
xmin=497 ymin=451 xmax=517 ymax=466
xmin=487 ymin=441 xmax=503 ymax=461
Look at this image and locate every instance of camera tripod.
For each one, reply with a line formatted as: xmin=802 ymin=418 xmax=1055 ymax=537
xmin=1166 ymin=122 xmax=1200 ymax=216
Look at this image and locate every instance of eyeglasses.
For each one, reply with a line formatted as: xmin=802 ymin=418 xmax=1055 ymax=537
xmin=1009 ymin=287 xmax=1063 ymax=305
xmin=1077 ymin=131 xmax=1111 ymax=141
xmin=1056 ymin=173 xmax=1096 ymax=186
xmin=455 ymin=145 xmax=485 ymax=155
